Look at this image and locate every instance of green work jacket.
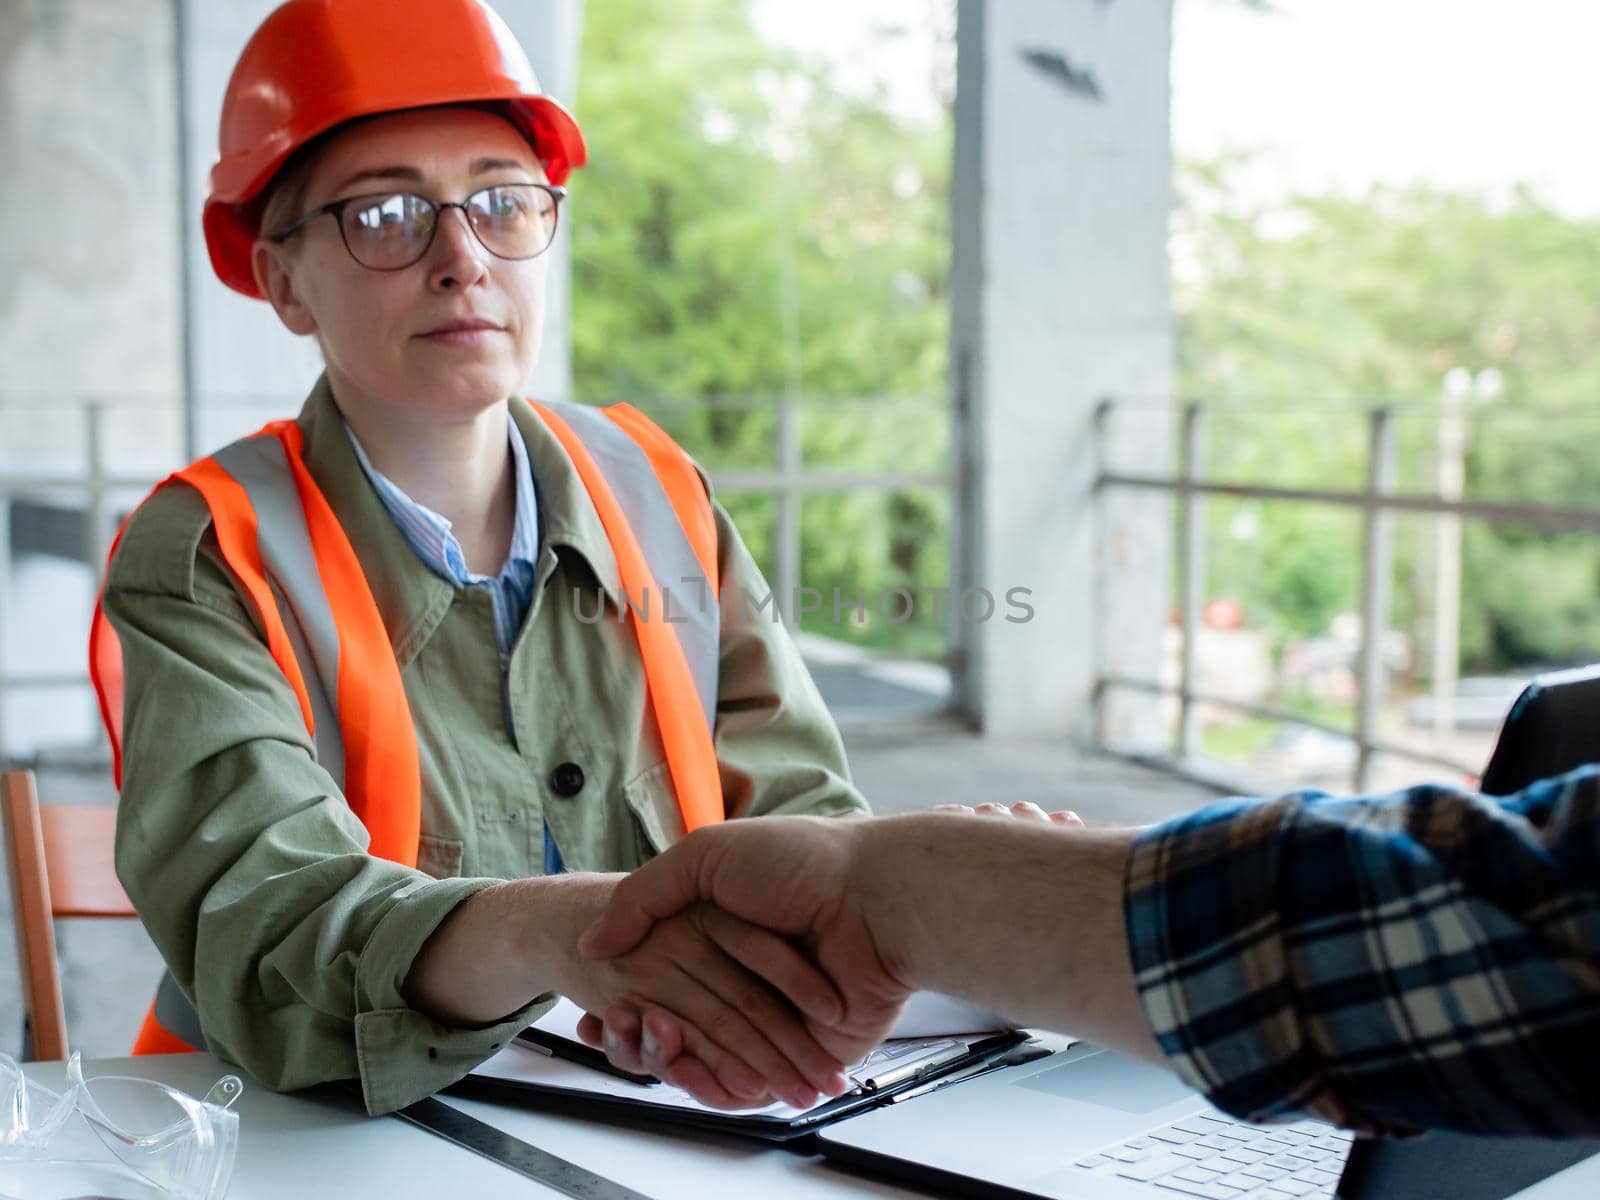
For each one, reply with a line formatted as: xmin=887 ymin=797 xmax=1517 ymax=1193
xmin=102 ymin=377 xmax=866 ymax=1114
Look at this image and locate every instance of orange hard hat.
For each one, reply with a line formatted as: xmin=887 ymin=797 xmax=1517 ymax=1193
xmin=203 ymin=0 xmax=588 ymax=298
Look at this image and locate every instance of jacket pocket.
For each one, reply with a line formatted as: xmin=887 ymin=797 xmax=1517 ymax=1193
xmin=622 ymin=760 xmax=687 ymax=859
xmin=416 ymin=833 xmax=465 ymax=879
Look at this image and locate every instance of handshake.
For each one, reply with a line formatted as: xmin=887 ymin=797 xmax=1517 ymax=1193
xmin=569 ymin=804 xmax=1156 ymax=1110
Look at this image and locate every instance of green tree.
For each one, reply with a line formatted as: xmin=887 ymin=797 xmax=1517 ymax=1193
xmin=1178 ymin=162 xmax=1600 ymax=674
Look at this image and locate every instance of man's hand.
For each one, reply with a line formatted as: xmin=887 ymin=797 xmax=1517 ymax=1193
xmin=575 ymin=812 xmax=1158 ymax=1102
xmin=576 ymin=817 xmax=913 ymax=1098
xmin=569 ymin=809 xmax=1081 ymax=1100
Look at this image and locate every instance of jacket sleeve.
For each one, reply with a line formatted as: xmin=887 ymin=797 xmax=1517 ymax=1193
xmin=103 ymin=485 xmax=549 ymax=1115
xmin=707 ymin=499 xmax=870 ymax=821
xmin=1124 ymin=771 xmax=1600 ymax=1135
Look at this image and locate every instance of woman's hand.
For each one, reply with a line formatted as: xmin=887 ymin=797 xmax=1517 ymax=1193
xmin=932 ymin=801 xmax=1083 ymax=826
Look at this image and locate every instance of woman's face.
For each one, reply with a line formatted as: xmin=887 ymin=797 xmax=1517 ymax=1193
xmin=253 ymin=107 xmax=551 ymax=425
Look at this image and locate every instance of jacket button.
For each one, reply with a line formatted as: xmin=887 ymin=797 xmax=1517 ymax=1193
xmin=550 ymin=762 xmax=585 ymax=797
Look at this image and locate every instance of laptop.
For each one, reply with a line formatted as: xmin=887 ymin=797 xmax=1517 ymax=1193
xmin=816 ymin=667 xmax=1600 ymax=1199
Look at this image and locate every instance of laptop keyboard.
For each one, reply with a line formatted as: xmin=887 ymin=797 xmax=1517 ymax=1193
xmin=1072 ymin=1112 xmax=1354 ymax=1198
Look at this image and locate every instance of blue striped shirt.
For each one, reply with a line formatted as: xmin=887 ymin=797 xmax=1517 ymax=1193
xmin=344 ymin=414 xmax=565 ymax=873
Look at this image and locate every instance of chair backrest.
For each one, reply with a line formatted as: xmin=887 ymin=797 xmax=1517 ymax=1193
xmin=1 ymin=768 xmax=134 ymax=1061
xmin=1478 ymin=664 xmax=1600 ymax=795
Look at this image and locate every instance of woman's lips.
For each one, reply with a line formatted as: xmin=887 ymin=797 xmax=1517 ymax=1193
xmin=417 ymin=319 xmax=505 ymax=347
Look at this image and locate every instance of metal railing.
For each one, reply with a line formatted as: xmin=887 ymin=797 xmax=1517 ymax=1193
xmin=0 ymin=393 xmax=957 ymax=765
xmin=1094 ymin=397 xmax=1600 ymax=791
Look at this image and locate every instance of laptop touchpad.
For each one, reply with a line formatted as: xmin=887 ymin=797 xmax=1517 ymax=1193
xmin=1018 ymin=1049 xmax=1196 ymax=1113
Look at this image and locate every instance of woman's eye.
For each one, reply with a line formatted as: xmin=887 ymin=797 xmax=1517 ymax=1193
xmin=354 ymin=197 xmax=416 ymax=233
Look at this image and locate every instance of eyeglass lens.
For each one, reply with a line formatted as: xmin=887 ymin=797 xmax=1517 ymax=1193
xmin=341 ymin=185 xmax=559 ymax=269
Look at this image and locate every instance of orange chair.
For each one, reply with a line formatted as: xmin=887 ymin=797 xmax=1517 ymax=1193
xmin=2 ymin=768 xmax=135 ymax=1061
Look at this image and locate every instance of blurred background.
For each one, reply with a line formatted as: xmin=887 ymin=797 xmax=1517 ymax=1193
xmin=6 ymin=0 xmax=1600 ymax=1051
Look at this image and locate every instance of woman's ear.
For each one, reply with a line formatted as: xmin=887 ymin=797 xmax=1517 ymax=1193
xmin=252 ymin=239 xmax=318 ymax=337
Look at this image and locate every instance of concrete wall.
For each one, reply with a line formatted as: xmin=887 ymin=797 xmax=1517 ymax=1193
xmin=0 ymin=0 xmax=183 ymax=427
xmin=951 ymin=0 xmax=1173 ymax=744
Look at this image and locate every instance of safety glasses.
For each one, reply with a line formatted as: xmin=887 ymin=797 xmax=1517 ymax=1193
xmin=0 ymin=1051 xmax=242 ymax=1199
xmin=271 ymin=183 xmax=566 ymax=270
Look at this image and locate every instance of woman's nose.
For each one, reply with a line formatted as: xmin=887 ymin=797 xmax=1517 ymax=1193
xmin=426 ymin=206 xmax=489 ymax=291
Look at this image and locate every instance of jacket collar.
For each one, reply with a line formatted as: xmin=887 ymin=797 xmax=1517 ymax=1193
xmin=294 ymin=377 xmax=624 ymax=666
xmin=509 ymin=397 xmax=626 ymax=607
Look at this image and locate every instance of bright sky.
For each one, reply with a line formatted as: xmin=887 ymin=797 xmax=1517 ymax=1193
xmin=749 ymin=0 xmax=953 ymax=127
xmin=1174 ymin=0 xmax=1600 ymax=217
xmin=755 ymin=0 xmax=1600 ymax=218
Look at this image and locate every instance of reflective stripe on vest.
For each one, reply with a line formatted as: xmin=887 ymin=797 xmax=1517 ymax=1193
xmin=533 ymin=401 xmax=721 ymax=827
xmin=90 ymin=401 xmax=722 ymax=1056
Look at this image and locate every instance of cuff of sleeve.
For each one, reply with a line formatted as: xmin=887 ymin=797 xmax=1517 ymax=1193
xmin=1123 ymin=795 xmax=1318 ymax=1122
xmin=352 ymin=876 xmax=555 ymax=1115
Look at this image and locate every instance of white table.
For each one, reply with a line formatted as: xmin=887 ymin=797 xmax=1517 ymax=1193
xmin=25 ymin=1055 xmax=1600 ymax=1199
xmin=22 ymin=1053 xmax=923 ymax=1199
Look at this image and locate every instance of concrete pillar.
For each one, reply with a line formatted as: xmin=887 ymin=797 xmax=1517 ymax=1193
xmin=950 ymin=0 xmax=1173 ymax=742
xmin=176 ymin=0 xmax=586 ymax=448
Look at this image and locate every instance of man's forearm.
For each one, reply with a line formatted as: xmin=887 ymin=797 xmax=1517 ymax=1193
xmin=851 ymin=815 xmax=1162 ymax=1063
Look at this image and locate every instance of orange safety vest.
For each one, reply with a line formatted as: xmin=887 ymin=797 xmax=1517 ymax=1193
xmin=89 ymin=399 xmax=725 ymax=1055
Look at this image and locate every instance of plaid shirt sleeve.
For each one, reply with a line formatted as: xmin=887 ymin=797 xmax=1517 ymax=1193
xmin=1124 ymin=768 xmax=1600 ymax=1136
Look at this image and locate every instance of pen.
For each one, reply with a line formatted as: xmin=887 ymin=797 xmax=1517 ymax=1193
xmin=515 ymin=1028 xmax=659 ymax=1086
xmin=852 ymin=1038 xmax=973 ymax=1092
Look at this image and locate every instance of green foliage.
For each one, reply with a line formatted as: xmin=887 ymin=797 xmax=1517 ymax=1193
xmin=1178 ymin=164 xmax=1600 ymax=673
xmin=573 ymin=0 xmax=953 ymax=657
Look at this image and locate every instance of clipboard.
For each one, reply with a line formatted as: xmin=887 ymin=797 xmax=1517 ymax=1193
xmin=448 ymin=999 xmax=1046 ymax=1144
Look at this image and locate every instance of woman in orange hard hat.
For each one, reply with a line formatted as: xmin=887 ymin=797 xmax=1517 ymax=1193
xmin=91 ymin=0 xmax=868 ymax=1116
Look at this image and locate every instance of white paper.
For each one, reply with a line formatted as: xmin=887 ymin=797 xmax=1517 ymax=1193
xmin=892 ymin=991 xmax=1011 ymax=1039
xmin=476 ymin=1008 xmax=816 ymax=1118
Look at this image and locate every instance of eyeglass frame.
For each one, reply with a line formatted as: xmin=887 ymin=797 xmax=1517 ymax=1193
xmin=267 ymin=182 xmax=568 ymax=271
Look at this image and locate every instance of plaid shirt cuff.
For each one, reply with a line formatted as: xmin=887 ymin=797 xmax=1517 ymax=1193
xmin=1124 ymin=778 xmax=1600 ymax=1136
xmin=1124 ymin=793 xmax=1356 ymax=1126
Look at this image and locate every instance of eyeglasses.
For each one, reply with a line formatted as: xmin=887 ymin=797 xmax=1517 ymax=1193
xmin=271 ymin=183 xmax=566 ymax=270
xmin=1 ymin=1050 xmax=242 ymax=1199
